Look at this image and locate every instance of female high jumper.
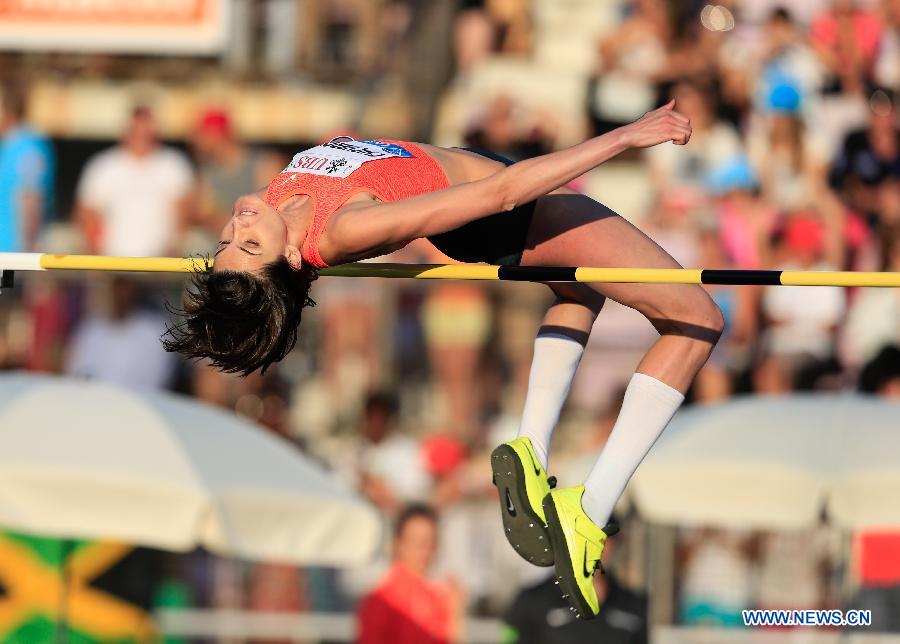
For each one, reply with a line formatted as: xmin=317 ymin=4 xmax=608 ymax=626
xmin=164 ymin=101 xmax=722 ymax=620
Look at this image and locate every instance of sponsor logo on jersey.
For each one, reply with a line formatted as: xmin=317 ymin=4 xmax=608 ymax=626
xmin=323 ymin=139 xmax=391 ymax=158
xmin=360 ymin=140 xmax=414 ymax=158
xmin=282 ymin=138 xmax=412 ymax=179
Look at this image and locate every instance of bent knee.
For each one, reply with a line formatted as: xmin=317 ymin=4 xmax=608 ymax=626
xmin=548 ymin=283 xmax=606 ymax=314
xmin=651 ymin=288 xmax=724 ymax=344
xmin=699 ymin=297 xmax=725 ymax=343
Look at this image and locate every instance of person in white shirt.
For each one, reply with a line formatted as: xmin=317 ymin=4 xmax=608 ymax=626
xmin=338 ymin=391 xmax=432 ymax=516
xmin=74 ymin=106 xmax=193 ymax=257
xmin=755 ymin=214 xmax=847 ymax=392
xmin=66 ymin=276 xmax=176 ymax=389
xmin=875 ymin=0 xmax=900 ymax=93
xmin=840 ymin=223 xmax=900 ymax=368
xmin=646 ymin=81 xmax=744 ymax=201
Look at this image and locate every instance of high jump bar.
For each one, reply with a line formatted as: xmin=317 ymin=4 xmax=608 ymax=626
xmin=1 ymin=252 xmax=900 ymax=287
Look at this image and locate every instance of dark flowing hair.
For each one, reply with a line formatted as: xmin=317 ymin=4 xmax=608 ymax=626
xmin=162 ymin=256 xmax=317 ymax=376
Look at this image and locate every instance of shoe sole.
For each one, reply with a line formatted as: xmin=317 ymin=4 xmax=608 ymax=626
xmin=543 ymin=494 xmax=596 ymax=620
xmin=491 ymin=444 xmax=554 ymax=567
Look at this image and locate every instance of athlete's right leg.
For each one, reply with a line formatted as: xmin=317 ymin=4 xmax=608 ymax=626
xmin=517 ymin=283 xmax=605 ymax=470
xmin=492 ymin=283 xmax=603 ymax=567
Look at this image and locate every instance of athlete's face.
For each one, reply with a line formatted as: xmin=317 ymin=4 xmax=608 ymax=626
xmin=213 ymin=193 xmax=299 ymax=273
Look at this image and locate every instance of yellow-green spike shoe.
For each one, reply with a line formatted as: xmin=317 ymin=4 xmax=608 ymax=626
xmin=490 ymin=437 xmax=556 ymax=566
xmin=542 ymin=485 xmax=619 ymax=619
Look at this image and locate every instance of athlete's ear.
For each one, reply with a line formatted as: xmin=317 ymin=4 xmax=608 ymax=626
xmin=284 ymin=245 xmax=303 ymax=270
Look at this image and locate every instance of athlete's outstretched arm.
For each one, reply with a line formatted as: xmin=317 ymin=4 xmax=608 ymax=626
xmin=326 ymin=101 xmax=690 ymax=261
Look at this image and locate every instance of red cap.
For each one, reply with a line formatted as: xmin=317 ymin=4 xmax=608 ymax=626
xmin=422 ymin=435 xmax=467 ymax=476
xmin=197 ymin=108 xmax=232 ymax=137
xmin=784 ymin=214 xmax=825 ymax=254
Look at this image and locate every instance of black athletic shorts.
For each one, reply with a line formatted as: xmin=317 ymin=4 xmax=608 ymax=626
xmin=426 ymin=148 xmax=536 ymax=266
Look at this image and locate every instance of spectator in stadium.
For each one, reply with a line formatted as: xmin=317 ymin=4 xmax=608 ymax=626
xmin=875 ymin=172 xmax=900 ymax=232
xmin=65 ymin=276 xmax=175 ymax=389
xmin=340 ymin=391 xmax=433 ymax=518
xmin=858 ymin=344 xmax=900 ymax=398
xmin=646 ymin=80 xmax=743 ymax=200
xmin=694 ymin=222 xmax=756 ymax=403
xmin=188 ymin=108 xmax=275 ymax=249
xmin=357 ymin=504 xmax=462 ymax=644
xmin=746 ymin=83 xmax=829 ymax=213
xmin=503 ymin=525 xmax=647 ymax=644
xmin=0 ymin=83 xmax=55 ymax=253
xmin=589 ymin=0 xmax=670 ymax=135
xmin=754 ymin=527 xmax=835 ymax=614
xmin=421 ymin=281 xmax=492 ymax=439
xmin=840 ymin=224 xmax=900 ymax=368
xmin=316 ymin=260 xmax=384 ymax=413
xmin=829 ymin=88 xmax=900 ymax=221
xmin=754 ymin=213 xmax=847 ymax=393
xmin=875 ymin=0 xmax=900 ymax=92
xmin=73 ymin=105 xmax=193 ymax=257
xmin=678 ymin=528 xmax=754 ymax=627
xmin=453 ymin=0 xmax=532 ymax=76
xmin=753 ymin=7 xmax=825 ymax=101
xmin=0 ymin=83 xmax=59 ymax=374
xmin=454 ymin=3 xmax=496 ymax=76
xmin=463 ymin=94 xmax=557 ymax=162
xmin=810 ymin=0 xmax=884 ymax=94
xmin=706 ymin=156 xmax=779 ymax=270
xmin=640 ymin=190 xmax=703 ymax=270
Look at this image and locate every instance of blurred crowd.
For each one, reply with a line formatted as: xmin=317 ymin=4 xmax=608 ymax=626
xmin=2 ymin=0 xmax=900 ymax=641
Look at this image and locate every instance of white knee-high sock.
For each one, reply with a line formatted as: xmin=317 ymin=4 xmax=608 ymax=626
xmin=582 ymin=372 xmax=684 ymax=527
xmin=516 ymin=333 xmax=585 ymax=470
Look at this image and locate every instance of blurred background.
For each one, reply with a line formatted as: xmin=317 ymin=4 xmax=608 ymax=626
xmin=1 ymin=0 xmax=900 ymax=642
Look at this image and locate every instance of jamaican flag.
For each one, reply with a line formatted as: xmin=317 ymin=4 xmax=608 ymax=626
xmin=0 ymin=532 xmax=156 ymax=643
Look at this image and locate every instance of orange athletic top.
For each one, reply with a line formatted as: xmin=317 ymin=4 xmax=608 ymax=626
xmin=264 ymin=138 xmax=451 ymax=268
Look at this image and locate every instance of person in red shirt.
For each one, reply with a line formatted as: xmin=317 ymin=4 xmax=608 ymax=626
xmin=357 ymin=505 xmax=461 ymax=644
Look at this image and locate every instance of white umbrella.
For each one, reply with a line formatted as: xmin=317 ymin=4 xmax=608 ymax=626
xmin=629 ymin=394 xmax=900 ymax=530
xmin=0 ymin=372 xmax=381 ymax=565
xmin=828 ymin=405 xmax=900 ymax=529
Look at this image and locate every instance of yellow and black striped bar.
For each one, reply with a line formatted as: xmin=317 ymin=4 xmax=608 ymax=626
xmin=322 ymin=263 xmax=900 ymax=287
xmin=1 ymin=253 xmax=899 ymax=287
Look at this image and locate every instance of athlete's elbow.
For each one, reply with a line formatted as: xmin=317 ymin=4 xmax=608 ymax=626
xmin=494 ymin=173 xmax=520 ymax=212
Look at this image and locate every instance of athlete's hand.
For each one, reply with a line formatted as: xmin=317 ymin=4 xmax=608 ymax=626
xmin=619 ymin=100 xmax=692 ymax=148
